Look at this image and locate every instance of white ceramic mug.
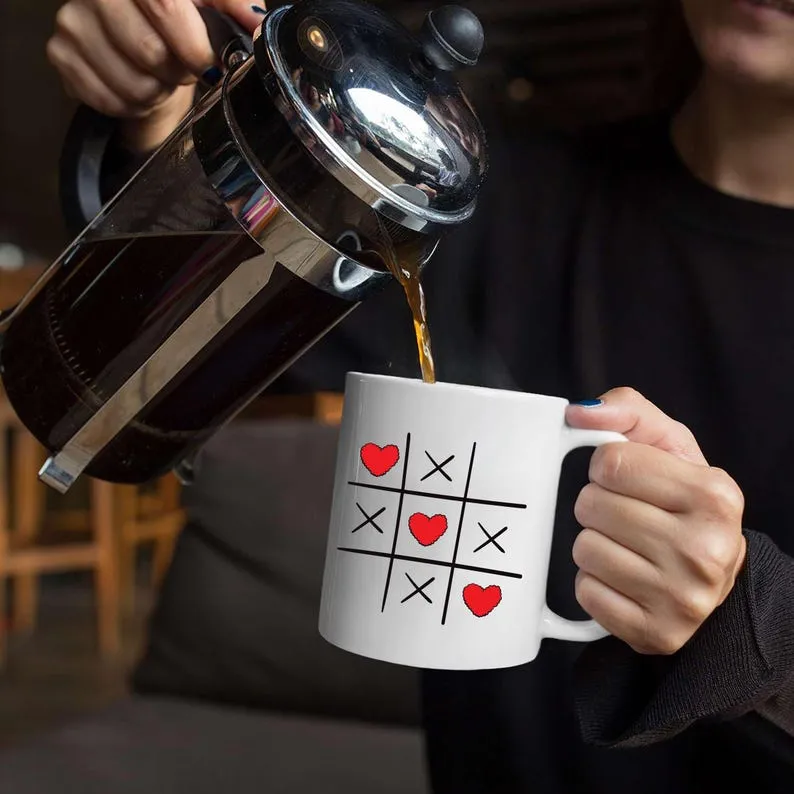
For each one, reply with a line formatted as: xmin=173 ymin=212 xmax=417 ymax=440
xmin=318 ymin=373 xmax=627 ymax=670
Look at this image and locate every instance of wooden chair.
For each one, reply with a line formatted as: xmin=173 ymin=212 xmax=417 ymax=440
xmin=0 ymin=386 xmax=343 ymax=663
xmin=41 ymin=474 xmax=186 ymax=617
xmin=0 ymin=399 xmax=119 ymax=665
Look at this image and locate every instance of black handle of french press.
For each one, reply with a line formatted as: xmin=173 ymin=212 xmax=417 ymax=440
xmin=58 ymin=10 xmax=257 ymax=234
xmin=420 ymin=5 xmax=484 ymax=71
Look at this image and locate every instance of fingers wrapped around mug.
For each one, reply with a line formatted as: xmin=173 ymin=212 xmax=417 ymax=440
xmin=572 ymin=438 xmax=746 ymax=656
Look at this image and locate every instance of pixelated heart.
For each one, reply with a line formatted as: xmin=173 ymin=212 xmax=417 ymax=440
xmin=408 ymin=512 xmax=448 ymax=546
xmin=360 ymin=443 xmax=399 ymax=477
xmin=462 ymin=584 xmax=502 ymax=617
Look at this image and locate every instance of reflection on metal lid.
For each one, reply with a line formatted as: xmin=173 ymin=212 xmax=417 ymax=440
xmin=261 ymin=0 xmax=487 ymax=221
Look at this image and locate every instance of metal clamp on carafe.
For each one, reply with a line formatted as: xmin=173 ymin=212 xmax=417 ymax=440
xmin=0 ymin=0 xmax=488 ymax=494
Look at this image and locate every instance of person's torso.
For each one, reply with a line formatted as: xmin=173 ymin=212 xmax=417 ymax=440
xmin=284 ymin=115 xmax=794 ymax=793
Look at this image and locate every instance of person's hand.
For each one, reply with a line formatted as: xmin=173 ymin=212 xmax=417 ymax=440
xmin=566 ymin=387 xmax=747 ymax=656
xmin=47 ymin=0 xmax=264 ymax=152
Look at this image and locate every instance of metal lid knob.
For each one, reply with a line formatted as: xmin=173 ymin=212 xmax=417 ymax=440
xmin=420 ymin=5 xmax=484 ymax=71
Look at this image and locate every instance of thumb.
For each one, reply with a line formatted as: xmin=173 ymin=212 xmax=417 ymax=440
xmin=200 ymin=0 xmax=266 ymax=33
xmin=565 ymin=387 xmax=707 ymax=465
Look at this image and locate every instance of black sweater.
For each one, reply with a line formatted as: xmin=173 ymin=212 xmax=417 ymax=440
xmin=92 ymin=113 xmax=794 ymax=791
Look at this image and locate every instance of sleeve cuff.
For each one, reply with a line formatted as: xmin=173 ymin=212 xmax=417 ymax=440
xmin=572 ymin=530 xmax=778 ymax=748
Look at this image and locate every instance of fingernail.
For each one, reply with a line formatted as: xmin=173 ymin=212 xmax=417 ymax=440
xmin=573 ymin=399 xmax=603 ymax=408
xmin=251 ymin=4 xmax=267 ymax=13
xmin=201 ymin=66 xmax=223 ymax=85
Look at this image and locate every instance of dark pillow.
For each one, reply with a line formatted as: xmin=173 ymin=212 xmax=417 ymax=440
xmin=132 ymin=420 xmax=421 ymax=728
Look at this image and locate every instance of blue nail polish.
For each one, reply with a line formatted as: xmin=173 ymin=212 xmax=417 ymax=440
xmin=251 ymin=5 xmax=267 ymax=13
xmin=573 ymin=399 xmax=603 ymax=408
xmin=201 ymin=66 xmax=223 ymax=85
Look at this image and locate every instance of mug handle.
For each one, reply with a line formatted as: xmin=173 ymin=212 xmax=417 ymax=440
xmin=540 ymin=426 xmax=628 ymax=644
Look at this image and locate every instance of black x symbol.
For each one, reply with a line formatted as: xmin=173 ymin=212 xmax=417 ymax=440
xmin=401 ymin=573 xmax=435 ymax=604
xmin=352 ymin=503 xmax=386 ymax=534
xmin=473 ymin=522 xmax=508 ymax=553
xmin=421 ymin=451 xmax=455 ymax=482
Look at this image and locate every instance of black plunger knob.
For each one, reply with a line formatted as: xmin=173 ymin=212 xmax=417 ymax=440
xmin=420 ymin=6 xmax=484 ymax=71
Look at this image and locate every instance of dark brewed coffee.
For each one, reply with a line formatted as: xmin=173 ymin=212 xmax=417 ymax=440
xmin=1 ymin=231 xmax=353 ymax=483
xmin=375 ymin=218 xmax=436 ymax=384
xmin=386 ymin=255 xmax=436 ymax=385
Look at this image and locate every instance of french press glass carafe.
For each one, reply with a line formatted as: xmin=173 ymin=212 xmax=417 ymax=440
xmin=0 ymin=0 xmax=488 ymax=493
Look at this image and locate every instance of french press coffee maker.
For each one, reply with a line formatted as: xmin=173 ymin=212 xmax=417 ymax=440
xmin=0 ymin=0 xmax=488 ymax=493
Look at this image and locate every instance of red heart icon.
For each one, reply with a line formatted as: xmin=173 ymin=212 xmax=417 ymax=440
xmin=360 ymin=443 xmax=400 ymax=477
xmin=408 ymin=512 xmax=448 ymax=546
xmin=462 ymin=584 xmax=502 ymax=617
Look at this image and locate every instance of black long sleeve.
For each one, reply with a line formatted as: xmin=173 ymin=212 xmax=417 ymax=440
xmin=573 ymin=529 xmax=794 ymax=752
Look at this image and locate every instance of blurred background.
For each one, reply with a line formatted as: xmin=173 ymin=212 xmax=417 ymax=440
xmin=0 ymin=0 xmax=650 ymax=788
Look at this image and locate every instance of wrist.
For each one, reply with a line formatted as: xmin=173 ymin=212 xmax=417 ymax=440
xmin=717 ymin=532 xmax=748 ymax=609
xmin=734 ymin=532 xmax=749 ymax=579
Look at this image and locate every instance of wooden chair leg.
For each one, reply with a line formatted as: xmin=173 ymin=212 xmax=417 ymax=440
xmin=91 ymin=480 xmax=121 ymax=657
xmin=152 ymin=533 xmax=177 ymax=590
xmin=0 ymin=531 xmax=7 ymax=669
xmin=0 ymin=428 xmax=9 ymax=667
xmin=158 ymin=473 xmax=182 ymax=512
xmin=116 ymin=486 xmax=140 ymax=616
xmin=11 ymin=431 xmax=43 ymax=635
xmin=118 ymin=532 xmax=137 ymax=616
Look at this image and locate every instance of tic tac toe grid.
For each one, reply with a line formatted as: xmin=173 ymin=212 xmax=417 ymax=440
xmin=338 ymin=433 xmax=528 ymax=624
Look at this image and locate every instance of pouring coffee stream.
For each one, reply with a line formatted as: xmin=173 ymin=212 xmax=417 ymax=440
xmin=374 ymin=214 xmax=436 ymax=385
xmin=0 ymin=0 xmax=486 ymax=492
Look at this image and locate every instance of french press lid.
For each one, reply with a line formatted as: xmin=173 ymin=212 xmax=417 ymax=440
xmin=254 ymin=0 xmax=488 ymax=226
